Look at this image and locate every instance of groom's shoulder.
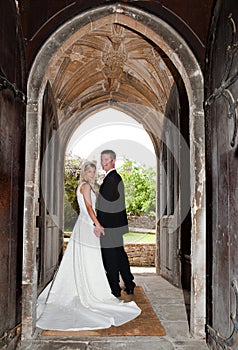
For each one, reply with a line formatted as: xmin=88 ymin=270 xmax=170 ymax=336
xmin=106 ymin=169 xmax=117 ymax=178
xmin=112 ymin=171 xmax=123 ymax=185
xmin=104 ymin=170 xmax=121 ymax=183
xmin=110 ymin=169 xmax=121 ymax=179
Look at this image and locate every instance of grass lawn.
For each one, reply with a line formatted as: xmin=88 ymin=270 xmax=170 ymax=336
xmin=124 ymin=232 xmax=156 ymax=243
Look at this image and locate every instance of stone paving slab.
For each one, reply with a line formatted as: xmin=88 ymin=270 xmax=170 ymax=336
xmin=133 ymin=270 xmax=208 ymax=349
xmin=87 ymin=338 xmax=174 ymax=350
xmin=158 ymin=304 xmax=188 ymax=322
xmin=20 ymin=338 xmax=174 ymax=350
xmin=161 ymin=321 xmax=190 ymax=339
xmin=19 ymin=336 xmax=208 ymax=349
xmin=173 ymin=340 xmax=209 ymax=350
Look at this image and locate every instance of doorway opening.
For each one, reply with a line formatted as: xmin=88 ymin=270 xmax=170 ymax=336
xmin=23 ymin=4 xmax=205 ymax=340
xmin=64 ymin=108 xmax=157 ymax=269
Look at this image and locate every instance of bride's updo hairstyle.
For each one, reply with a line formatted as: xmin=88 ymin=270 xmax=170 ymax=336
xmin=79 ymin=161 xmax=96 ymax=185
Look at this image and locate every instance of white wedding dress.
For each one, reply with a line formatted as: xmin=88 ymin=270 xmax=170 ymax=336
xmin=36 ymin=184 xmax=141 ymax=330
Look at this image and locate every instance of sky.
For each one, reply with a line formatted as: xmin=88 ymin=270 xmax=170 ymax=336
xmin=67 ymin=108 xmax=156 ymax=168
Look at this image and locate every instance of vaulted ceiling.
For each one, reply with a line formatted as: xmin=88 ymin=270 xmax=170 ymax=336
xmin=46 ymin=22 xmax=174 ymax=123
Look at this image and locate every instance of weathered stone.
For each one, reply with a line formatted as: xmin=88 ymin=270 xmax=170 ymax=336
xmin=124 ymin=243 xmax=156 ymax=266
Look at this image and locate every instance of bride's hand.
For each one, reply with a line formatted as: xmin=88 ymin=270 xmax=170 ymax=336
xmin=94 ymin=225 xmax=105 ymax=237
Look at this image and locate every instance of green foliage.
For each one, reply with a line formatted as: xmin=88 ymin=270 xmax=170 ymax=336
xmin=64 ymin=155 xmax=156 ymax=231
xmin=64 ymin=154 xmax=83 ymax=230
xmin=118 ymin=159 xmax=156 ymax=215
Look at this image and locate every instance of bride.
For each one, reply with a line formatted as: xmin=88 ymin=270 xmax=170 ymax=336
xmin=36 ymin=161 xmax=141 ymax=330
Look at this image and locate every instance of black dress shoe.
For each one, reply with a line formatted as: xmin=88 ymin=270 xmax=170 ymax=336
xmin=112 ymin=291 xmax=121 ymax=298
xmin=124 ymin=282 xmax=136 ymax=295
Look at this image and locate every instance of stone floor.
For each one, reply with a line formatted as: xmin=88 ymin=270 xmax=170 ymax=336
xmin=19 ymin=268 xmax=209 ymax=349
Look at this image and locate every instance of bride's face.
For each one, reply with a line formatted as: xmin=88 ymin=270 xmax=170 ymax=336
xmin=84 ymin=166 xmax=96 ymax=182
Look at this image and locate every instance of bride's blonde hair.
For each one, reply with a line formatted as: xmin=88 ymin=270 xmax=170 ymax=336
xmin=79 ymin=161 xmax=96 ymax=185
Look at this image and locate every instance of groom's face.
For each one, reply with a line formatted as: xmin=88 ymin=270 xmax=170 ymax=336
xmin=101 ymin=154 xmax=115 ymax=172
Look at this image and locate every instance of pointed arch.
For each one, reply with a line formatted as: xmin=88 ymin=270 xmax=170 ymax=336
xmin=23 ymin=4 xmax=205 ymax=339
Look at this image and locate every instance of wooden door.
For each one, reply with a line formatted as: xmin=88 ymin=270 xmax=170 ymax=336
xmin=160 ymin=139 xmax=180 ymax=286
xmin=159 ymin=78 xmax=190 ymax=292
xmin=159 ymin=84 xmax=182 ymax=288
xmin=0 ymin=1 xmax=26 ymax=347
xmin=205 ymin=0 xmax=238 ymax=347
xmin=37 ymin=82 xmax=62 ymax=291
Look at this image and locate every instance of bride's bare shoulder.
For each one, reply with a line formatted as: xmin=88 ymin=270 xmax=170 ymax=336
xmin=79 ymin=182 xmax=91 ymax=194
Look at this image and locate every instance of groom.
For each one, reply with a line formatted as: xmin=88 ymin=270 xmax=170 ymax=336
xmin=96 ymin=149 xmax=136 ymax=298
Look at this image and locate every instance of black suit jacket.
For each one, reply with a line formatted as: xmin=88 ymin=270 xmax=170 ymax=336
xmin=97 ymin=169 xmax=128 ymax=248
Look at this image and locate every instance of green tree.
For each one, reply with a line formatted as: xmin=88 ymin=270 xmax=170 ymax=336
xmin=64 ymin=154 xmax=83 ymax=231
xmin=64 ymin=154 xmax=99 ymax=231
xmin=118 ymin=159 xmax=156 ymax=215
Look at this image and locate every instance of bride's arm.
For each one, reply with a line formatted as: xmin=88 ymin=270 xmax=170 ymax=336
xmin=80 ymin=183 xmax=104 ymax=237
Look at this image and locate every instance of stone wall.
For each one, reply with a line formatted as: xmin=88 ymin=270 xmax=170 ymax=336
xmin=64 ymin=240 xmax=156 ymax=267
xmin=128 ymin=214 xmax=156 ymax=230
xmin=124 ymin=243 xmax=156 ymax=267
xmin=127 ymin=214 xmax=156 ymax=267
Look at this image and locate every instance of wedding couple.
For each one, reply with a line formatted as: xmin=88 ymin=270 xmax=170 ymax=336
xmin=36 ymin=150 xmax=141 ymax=331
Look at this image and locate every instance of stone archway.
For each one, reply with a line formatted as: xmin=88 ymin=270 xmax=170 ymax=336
xmin=22 ymin=4 xmax=205 ymax=340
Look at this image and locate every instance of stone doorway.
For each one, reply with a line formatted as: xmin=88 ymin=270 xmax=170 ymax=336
xmin=22 ymin=4 xmax=205 ymax=342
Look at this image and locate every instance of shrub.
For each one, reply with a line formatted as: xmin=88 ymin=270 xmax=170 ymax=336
xmin=118 ymin=158 xmax=156 ymax=216
xmin=64 ymin=154 xmax=83 ymax=230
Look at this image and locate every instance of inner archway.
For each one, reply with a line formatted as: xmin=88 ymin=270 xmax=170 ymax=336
xmin=64 ymin=107 xmax=157 ymax=268
xmin=66 ymin=108 xmax=156 ymax=167
xmin=23 ymin=4 xmax=205 ymax=340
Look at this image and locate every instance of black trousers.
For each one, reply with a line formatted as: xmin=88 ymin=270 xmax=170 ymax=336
xmin=101 ymin=246 xmax=134 ymax=295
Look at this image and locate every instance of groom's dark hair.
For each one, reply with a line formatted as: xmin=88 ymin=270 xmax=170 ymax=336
xmin=101 ymin=150 xmax=116 ymax=160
